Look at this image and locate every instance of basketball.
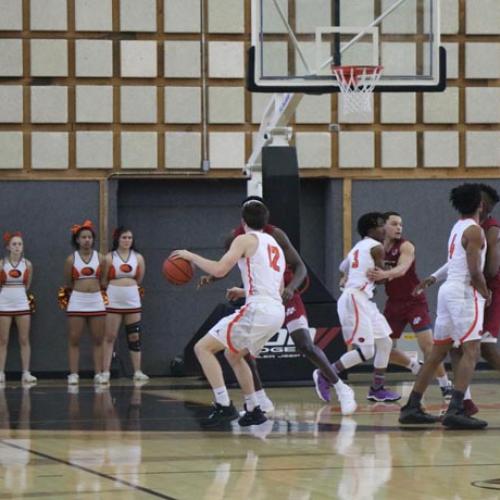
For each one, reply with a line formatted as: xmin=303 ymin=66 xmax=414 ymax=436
xmin=163 ymin=256 xmax=193 ymax=285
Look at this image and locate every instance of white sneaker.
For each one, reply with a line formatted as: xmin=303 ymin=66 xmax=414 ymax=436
xmin=94 ymin=373 xmax=104 ymax=385
xmin=100 ymin=371 xmax=110 ymax=385
xmin=67 ymin=373 xmax=79 ymax=385
xmin=257 ymin=394 xmax=275 ymax=413
xmin=21 ymin=372 xmax=37 ymax=384
xmin=133 ymin=370 xmax=149 ymax=382
xmin=0 ymin=372 xmax=5 ymax=384
xmin=334 ymin=382 xmax=357 ymax=416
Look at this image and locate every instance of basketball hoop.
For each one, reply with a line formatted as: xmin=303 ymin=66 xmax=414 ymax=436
xmin=331 ymin=65 xmax=383 ymax=114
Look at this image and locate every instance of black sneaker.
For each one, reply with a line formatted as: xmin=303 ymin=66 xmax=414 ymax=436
xmin=399 ymin=404 xmax=440 ymax=424
xmin=440 ymin=384 xmax=454 ymax=401
xmin=442 ymin=408 xmax=488 ymax=430
xmin=238 ymin=405 xmax=267 ymax=427
xmin=202 ymin=402 xmax=239 ymax=427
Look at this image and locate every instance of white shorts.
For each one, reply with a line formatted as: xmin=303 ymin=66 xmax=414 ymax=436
xmin=209 ymin=300 xmax=285 ymax=357
xmin=67 ymin=290 xmax=106 ymax=317
xmin=106 ymin=284 xmax=141 ymax=314
xmin=0 ymin=286 xmax=30 ymax=316
xmin=434 ymin=282 xmax=485 ymax=346
xmin=286 ymin=315 xmax=309 ymax=333
xmin=337 ymin=289 xmax=392 ymax=346
xmin=481 ymin=331 xmax=497 ymax=344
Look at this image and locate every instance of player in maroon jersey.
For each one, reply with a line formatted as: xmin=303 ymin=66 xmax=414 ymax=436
xmin=367 ymin=212 xmax=453 ymax=399
xmin=200 ymin=196 xmax=344 ymax=410
xmin=477 ymin=184 xmax=500 ymax=370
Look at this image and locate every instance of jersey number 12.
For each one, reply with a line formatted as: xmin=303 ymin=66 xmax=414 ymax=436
xmin=267 ymin=245 xmax=281 ymax=272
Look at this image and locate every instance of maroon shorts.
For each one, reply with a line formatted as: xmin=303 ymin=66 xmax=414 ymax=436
xmin=284 ymin=292 xmax=307 ymax=326
xmin=483 ymin=287 xmax=500 ymax=338
xmin=384 ymin=299 xmax=432 ymax=339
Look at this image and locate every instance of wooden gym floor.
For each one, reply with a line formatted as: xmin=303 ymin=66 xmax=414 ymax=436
xmin=0 ymin=374 xmax=499 ymax=499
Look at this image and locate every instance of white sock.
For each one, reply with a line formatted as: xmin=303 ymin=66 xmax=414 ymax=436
xmin=437 ymin=375 xmax=450 ymax=388
xmin=406 ymin=359 xmax=420 ymax=375
xmin=464 ymin=387 xmax=471 ymax=401
xmin=213 ymin=386 xmax=230 ymax=406
xmin=255 ymin=389 xmax=267 ymax=402
xmin=333 ymin=379 xmax=345 ymax=389
xmin=244 ymin=392 xmax=259 ymax=411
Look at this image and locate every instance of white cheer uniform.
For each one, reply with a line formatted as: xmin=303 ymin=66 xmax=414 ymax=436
xmin=106 ymin=250 xmax=142 ymax=314
xmin=208 ymin=231 xmax=285 ymax=356
xmin=434 ymin=218 xmax=486 ymax=346
xmin=66 ymin=251 xmax=106 ymax=317
xmin=0 ymin=258 xmax=31 ymax=316
xmin=337 ymin=237 xmax=392 ymax=346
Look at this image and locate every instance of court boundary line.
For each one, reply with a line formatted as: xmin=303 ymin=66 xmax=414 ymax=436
xmin=0 ymin=439 xmax=177 ymax=500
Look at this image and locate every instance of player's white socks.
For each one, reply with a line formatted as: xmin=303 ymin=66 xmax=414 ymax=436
xmin=213 ymin=386 xmax=230 ymax=407
xmin=406 ymin=359 xmax=421 ymax=375
xmin=437 ymin=375 xmax=450 ymax=388
xmin=464 ymin=387 xmax=472 ymax=400
xmin=244 ymin=392 xmax=259 ymax=411
xmin=255 ymin=389 xmax=267 ymax=404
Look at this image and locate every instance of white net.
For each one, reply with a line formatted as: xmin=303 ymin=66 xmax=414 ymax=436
xmin=331 ymin=65 xmax=383 ymax=114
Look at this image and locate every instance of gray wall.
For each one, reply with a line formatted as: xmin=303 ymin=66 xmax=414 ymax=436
xmin=1 ymin=181 xmax=100 ymax=374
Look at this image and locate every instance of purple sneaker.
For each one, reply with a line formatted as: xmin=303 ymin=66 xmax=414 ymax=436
xmin=313 ymin=369 xmax=331 ymax=402
xmin=367 ymin=386 xmax=401 ymax=402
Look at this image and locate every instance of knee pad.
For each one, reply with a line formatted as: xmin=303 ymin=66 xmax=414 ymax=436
xmin=126 ymin=322 xmax=142 ymax=352
xmin=356 ymin=343 xmax=375 ymax=361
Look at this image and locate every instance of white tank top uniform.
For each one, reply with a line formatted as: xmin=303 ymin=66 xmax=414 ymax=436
xmin=209 ymin=231 xmax=286 ymax=356
xmin=434 ymin=218 xmax=487 ymax=346
xmin=106 ymin=250 xmax=142 ymax=314
xmin=337 ymin=237 xmax=392 ymax=346
xmin=0 ymin=258 xmax=31 ymax=315
xmin=66 ymin=251 xmax=106 ymax=316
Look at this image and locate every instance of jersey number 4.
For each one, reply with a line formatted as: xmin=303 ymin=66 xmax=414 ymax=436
xmin=267 ymin=245 xmax=281 ymax=272
xmin=352 ymin=249 xmax=360 ymax=269
xmin=449 ymin=234 xmax=457 ymax=259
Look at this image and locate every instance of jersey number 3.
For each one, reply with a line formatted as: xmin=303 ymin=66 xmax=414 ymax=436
xmin=267 ymin=245 xmax=281 ymax=272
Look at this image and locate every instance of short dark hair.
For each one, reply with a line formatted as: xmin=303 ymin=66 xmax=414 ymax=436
xmin=450 ymin=184 xmax=482 ymax=216
xmin=71 ymin=227 xmax=96 ymax=249
xmin=478 ymin=183 xmax=500 ymax=205
xmin=357 ymin=212 xmax=384 ymax=238
xmin=111 ymin=226 xmax=136 ymax=251
xmin=241 ymin=195 xmax=266 ymax=207
xmin=383 ymin=211 xmax=401 ymax=221
xmin=242 ymin=201 xmax=269 ymax=230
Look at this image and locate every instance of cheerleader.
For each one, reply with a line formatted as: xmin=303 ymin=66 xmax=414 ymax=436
xmin=101 ymin=227 xmax=148 ymax=384
xmin=64 ymin=220 xmax=105 ymax=385
xmin=0 ymin=232 xmax=36 ymax=384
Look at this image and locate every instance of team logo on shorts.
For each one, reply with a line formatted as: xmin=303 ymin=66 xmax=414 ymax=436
xmin=286 ymin=306 xmax=296 ymax=317
xmin=412 ymin=316 xmax=422 ymax=325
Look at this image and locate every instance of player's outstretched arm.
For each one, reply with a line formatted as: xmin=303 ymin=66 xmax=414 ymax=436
xmin=172 ymin=235 xmax=251 ymax=279
xmin=367 ymin=241 xmax=415 ymax=282
xmin=413 ymin=262 xmax=448 ymax=295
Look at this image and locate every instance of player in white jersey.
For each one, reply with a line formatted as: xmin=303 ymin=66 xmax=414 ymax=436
xmin=334 ymin=212 xmax=400 ymax=412
xmin=172 ymin=201 xmax=286 ymax=427
xmin=400 ymin=184 xmax=490 ymax=430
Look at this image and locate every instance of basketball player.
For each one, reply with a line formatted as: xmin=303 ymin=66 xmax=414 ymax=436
xmin=64 ymin=220 xmax=106 ymax=386
xmin=202 ymin=196 xmax=353 ymax=413
xmin=367 ymin=212 xmax=452 ymax=398
xmin=0 ymin=232 xmax=37 ymax=385
xmin=477 ymin=184 xmax=500 ymax=370
xmin=172 ymin=201 xmax=286 ymax=427
xmin=399 ymin=184 xmax=490 ymax=429
xmin=101 ymin=227 xmax=149 ymax=385
xmin=334 ymin=212 xmax=400 ymax=406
